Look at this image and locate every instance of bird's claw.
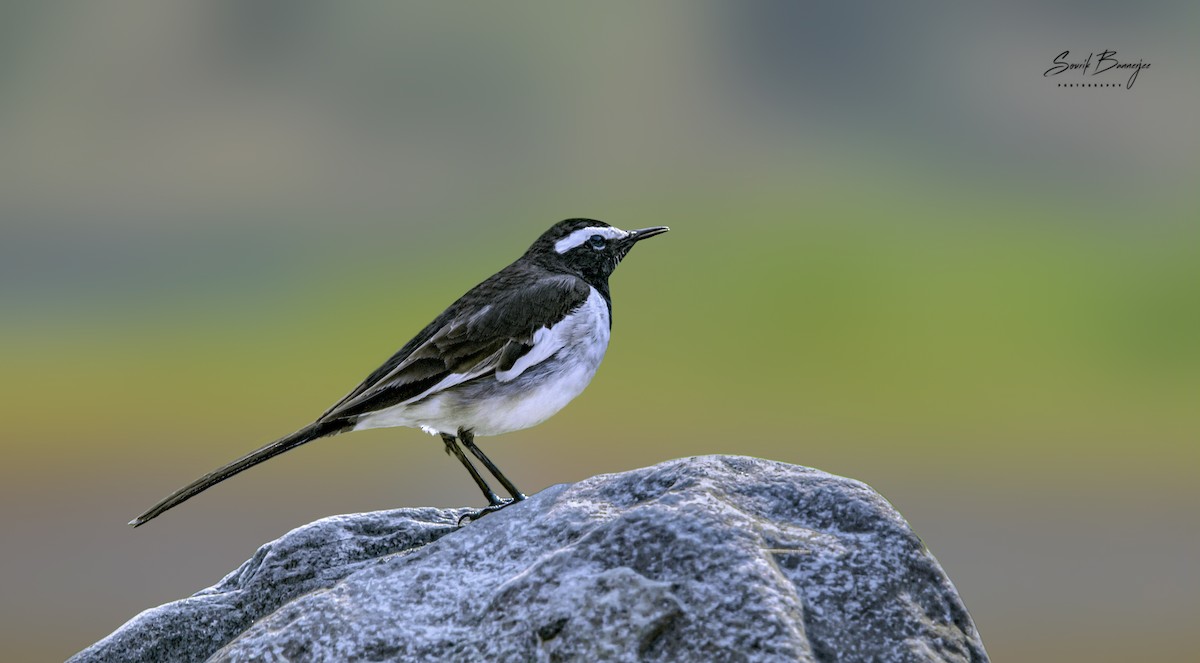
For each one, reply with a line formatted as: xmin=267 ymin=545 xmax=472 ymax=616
xmin=457 ymin=498 xmax=519 ymax=526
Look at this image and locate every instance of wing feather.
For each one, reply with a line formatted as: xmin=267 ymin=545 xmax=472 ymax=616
xmin=318 ymin=271 xmax=589 ymax=422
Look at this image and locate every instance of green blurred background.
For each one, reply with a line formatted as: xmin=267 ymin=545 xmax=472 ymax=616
xmin=2 ymin=3 xmax=1197 ymax=661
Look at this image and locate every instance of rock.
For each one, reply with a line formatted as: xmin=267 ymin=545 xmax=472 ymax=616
xmin=71 ymin=456 xmax=988 ymax=662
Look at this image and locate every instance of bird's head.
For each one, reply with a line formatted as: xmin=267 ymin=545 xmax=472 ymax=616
xmin=527 ymin=218 xmax=669 ymax=283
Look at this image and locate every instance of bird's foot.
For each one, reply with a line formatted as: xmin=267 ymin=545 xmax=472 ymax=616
xmin=457 ymin=495 xmax=525 ymax=526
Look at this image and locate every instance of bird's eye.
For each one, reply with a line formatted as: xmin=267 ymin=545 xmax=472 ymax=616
xmin=588 ymin=234 xmax=606 ymax=250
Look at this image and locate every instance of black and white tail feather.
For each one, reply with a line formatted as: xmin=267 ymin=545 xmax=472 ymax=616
xmin=128 ymin=421 xmax=352 ymax=526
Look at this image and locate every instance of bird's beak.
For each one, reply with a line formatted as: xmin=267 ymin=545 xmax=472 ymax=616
xmin=619 ymin=228 xmax=667 ymax=259
xmin=614 ymin=226 xmax=669 ymax=260
xmin=625 ymin=226 xmax=670 ymax=243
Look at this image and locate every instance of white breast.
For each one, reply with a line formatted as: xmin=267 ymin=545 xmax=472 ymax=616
xmin=354 ymin=287 xmax=612 ymax=437
xmin=467 ymin=288 xmax=609 ymax=435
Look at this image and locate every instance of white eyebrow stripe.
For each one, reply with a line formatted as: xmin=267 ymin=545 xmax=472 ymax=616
xmin=554 ymin=226 xmax=628 ymax=254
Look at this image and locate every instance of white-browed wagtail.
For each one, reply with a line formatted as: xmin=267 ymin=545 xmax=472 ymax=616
xmin=130 ymin=219 xmax=668 ymax=526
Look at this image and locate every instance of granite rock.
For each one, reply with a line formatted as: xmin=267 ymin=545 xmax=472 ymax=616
xmin=71 ymin=455 xmax=988 ymax=662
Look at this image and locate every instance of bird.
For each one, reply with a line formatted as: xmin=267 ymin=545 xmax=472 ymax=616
xmin=129 ymin=219 xmax=669 ymax=527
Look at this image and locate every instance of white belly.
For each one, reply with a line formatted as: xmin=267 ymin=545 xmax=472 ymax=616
xmin=354 ymin=287 xmax=611 ymax=437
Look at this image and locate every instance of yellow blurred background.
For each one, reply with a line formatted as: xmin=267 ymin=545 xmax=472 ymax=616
xmin=2 ymin=4 xmax=1197 ymax=661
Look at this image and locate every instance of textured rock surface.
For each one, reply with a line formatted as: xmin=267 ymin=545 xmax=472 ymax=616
xmin=71 ymin=456 xmax=988 ymax=662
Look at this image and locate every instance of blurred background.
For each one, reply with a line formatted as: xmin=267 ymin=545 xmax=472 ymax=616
xmin=2 ymin=2 xmax=1197 ymax=661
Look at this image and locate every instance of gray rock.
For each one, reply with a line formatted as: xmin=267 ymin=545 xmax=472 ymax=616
xmin=71 ymin=456 xmax=988 ymax=662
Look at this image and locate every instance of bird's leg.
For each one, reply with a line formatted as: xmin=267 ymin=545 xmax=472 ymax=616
xmin=440 ymin=433 xmax=504 ymax=507
xmin=455 ymin=428 xmax=527 ymax=524
xmin=459 ymin=428 xmax=526 ymax=501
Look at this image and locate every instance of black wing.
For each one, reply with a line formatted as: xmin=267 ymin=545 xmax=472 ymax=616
xmin=318 ymin=270 xmax=590 ymax=422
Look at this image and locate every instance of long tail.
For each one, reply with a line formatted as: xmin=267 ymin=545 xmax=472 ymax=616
xmin=129 ymin=419 xmax=353 ymax=527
